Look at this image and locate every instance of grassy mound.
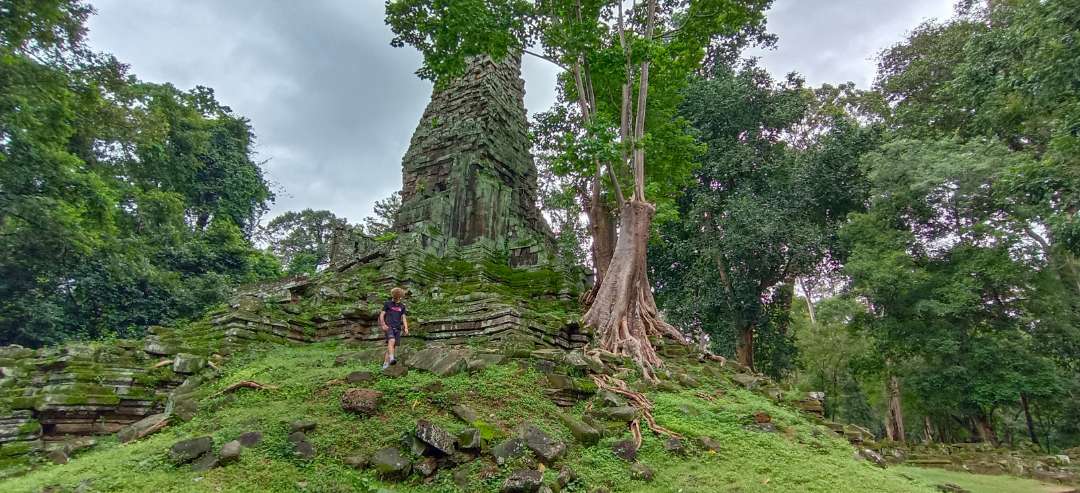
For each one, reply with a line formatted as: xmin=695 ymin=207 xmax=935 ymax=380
xmin=3 ymin=342 xmax=936 ymax=492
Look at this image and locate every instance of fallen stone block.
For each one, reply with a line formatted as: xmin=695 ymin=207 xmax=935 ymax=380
xmin=218 ymin=440 xmax=242 ymax=465
xmin=501 ymin=469 xmax=543 ymax=493
xmin=518 ymin=423 xmax=565 ymax=463
xmin=557 ymin=414 xmax=599 ymax=446
xmin=168 ymin=436 xmax=213 ymax=464
xmin=117 ymin=413 xmax=169 ymax=443
xmin=415 ymin=420 xmax=456 ymax=455
xmin=492 ymin=437 xmax=528 ymax=465
xmin=372 ymin=447 xmax=410 ymax=478
xmin=341 ymin=388 xmax=382 ymax=416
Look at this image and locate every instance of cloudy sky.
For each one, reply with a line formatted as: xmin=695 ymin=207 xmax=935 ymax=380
xmin=86 ymin=0 xmax=955 ymax=224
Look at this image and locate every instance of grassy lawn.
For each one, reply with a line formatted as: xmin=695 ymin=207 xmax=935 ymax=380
xmin=2 ymin=343 xmax=936 ymax=492
xmin=895 ymin=465 xmax=1077 ymax=493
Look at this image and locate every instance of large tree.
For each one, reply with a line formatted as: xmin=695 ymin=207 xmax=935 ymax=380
xmin=260 ymin=209 xmax=351 ymax=275
xmin=650 ymin=62 xmax=877 ymax=373
xmin=0 ymin=0 xmax=280 ymax=346
xmin=843 ymin=138 xmax=1066 ymax=444
xmin=863 ymin=0 xmax=1080 ymax=445
xmin=386 ymin=0 xmax=771 ymax=377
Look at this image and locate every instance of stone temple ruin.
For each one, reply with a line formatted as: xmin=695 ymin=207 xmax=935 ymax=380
xmin=0 ymin=54 xmax=1018 ymax=487
xmin=0 ymin=55 xmax=588 ymax=473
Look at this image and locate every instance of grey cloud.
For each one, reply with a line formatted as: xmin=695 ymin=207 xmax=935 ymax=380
xmin=751 ymin=0 xmax=956 ymax=87
xmin=89 ymin=0 xmax=431 ymax=223
xmin=86 ymin=0 xmax=952 ymax=223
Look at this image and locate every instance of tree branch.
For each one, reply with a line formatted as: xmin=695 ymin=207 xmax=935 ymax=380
xmin=522 ymin=49 xmax=568 ymax=71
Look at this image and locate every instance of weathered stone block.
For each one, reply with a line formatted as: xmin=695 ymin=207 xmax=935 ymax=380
xmin=372 ymin=447 xmax=410 ymax=478
xmin=558 ymin=414 xmax=599 ymax=446
xmin=492 ymin=437 xmax=528 ymax=465
xmin=517 ymin=423 xmax=565 ymax=463
xmin=501 ymin=469 xmax=543 ymax=493
xmin=117 ymin=413 xmax=169 ymax=443
xmin=457 ymin=427 xmax=482 ymax=449
xmin=169 ymin=436 xmax=212 ymax=464
xmin=172 ymin=354 xmax=206 ymax=374
xmin=341 ymin=388 xmax=382 ymax=416
xmin=415 ymin=420 xmax=455 ymax=455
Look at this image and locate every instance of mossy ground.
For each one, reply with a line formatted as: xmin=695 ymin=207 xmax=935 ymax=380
xmin=4 ymin=343 xmax=941 ymax=492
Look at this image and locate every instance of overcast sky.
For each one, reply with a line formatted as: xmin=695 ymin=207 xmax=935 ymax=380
xmin=86 ymin=0 xmax=955 ymax=224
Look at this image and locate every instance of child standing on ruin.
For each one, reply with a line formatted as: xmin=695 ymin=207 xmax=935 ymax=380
xmin=379 ymin=287 xmax=409 ymax=369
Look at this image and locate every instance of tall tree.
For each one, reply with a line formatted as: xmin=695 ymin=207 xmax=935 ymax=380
xmin=0 ymin=0 xmax=280 ymax=346
xmin=650 ymin=62 xmax=876 ymax=373
xmin=363 ymin=191 xmax=402 ymax=237
xmin=260 ymin=209 xmax=351 ymax=275
xmin=386 ymin=0 xmax=771 ymax=377
xmin=843 ymin=138 xmax=1066 ymax=444
xmin=865 ymin=0 xmax=1080 ymax=445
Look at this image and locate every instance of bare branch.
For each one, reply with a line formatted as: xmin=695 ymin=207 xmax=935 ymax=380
xmin=523 ymin=49 xmax=568 ymax=71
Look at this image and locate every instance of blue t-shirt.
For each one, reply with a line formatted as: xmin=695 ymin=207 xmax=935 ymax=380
xmin=382 ymin=300 xmax=407 ymax=328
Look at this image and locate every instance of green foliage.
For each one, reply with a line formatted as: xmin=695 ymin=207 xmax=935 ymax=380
xmin=841 ymin=137 xmax=1072 ymax=445
xmin=650 ymin=62 xmax=877 ymax=377
xmin=362 ymin=191 xmax=402 ymax=237
xmin=875 ymin=0 xmax=1080 ymax=255
xmin=259 ymin=209 xmax=351 ymax=273
xmin=385 ymin=0 xmax=533 ymax=84
xmin=524 ymin=0 xmax=773 ymax=221
xmin=798 ymin=0 xmax=1080 ymax=449
xmin=789 ymin=297 xmax=876 ymax=428
xmin=0 ymin=2 xmax=280 ymax=346
xmin=894 ymin=465 xmax=1073 ymax=493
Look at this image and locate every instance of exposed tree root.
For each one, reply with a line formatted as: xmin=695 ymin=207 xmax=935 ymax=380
xmin=152 ymin=359 xmax=173 ymax=369
xmin=584 ymin=200 xmax=687 ymax=381
xmin=592 ymin=374 xmax=681 ymax=444
xmin=630 ymin=419 xmax=643 ymax=449
xmin=215 ymin=380 xmax=279 ymax=396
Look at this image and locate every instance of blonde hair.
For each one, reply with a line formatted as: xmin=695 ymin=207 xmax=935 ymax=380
xmin=390 ymin=287 xmax=406 ymax=301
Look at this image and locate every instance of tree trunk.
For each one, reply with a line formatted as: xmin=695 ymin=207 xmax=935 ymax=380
xmin=587 ymin=182 xmax=616 ymax=282
xmin=885 ymin=375 xmax=906 ymax=442
xmin=922 ymin=415 xmax=935 ymax=444
xmin=774 ymin=280 xmax=795 ymax=336
xmin=583 ymin=199 xmax=683 ymax=379
xmin=735 ymin=324 xmax=754 ymax=369
xmin=798 ymin=277 xmax=817 ymax=326
xmin=1020 ymin=393 xmax=1038 ymax=445
xmin=581 ymin=180 xmax=616 ymax=307
xmin=974 ymin=411 xmax=998 ymax=445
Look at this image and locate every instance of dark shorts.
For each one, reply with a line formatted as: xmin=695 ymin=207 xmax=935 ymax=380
xmin=384 ymin=326 xmax=402 ymax=344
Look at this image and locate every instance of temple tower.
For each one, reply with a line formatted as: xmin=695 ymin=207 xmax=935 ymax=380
xmin=394 ymin=54 xmax=556 ymax=267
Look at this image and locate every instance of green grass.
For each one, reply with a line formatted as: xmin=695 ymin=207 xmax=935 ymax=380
xmin=894 ymin=465 xmax=1077 ymax=493
xmin=2 ymin=343 xmax=937 ymax=492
